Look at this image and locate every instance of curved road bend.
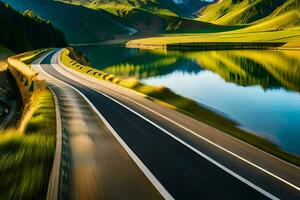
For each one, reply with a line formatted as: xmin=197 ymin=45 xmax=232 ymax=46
xmin=37 ymin=50 xmax=299 ymax=199
xmin=33 ymin=53 xmax=163 ymax=200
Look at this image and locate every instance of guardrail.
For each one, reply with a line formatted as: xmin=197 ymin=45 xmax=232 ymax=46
xmin=7 ymin=49 xmax=48 ymax=105
xmin=7 ymin=49 xmax=64 ymax=200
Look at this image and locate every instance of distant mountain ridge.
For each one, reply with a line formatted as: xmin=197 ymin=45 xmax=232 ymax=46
xmin=59 ymin=0 xmax=212 ymax=16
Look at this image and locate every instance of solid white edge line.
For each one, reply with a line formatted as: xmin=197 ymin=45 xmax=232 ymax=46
xmin=46 ymin=87 xmax=62 ymax=200
xmin=37 ymin=51 xmax=175 ymax=200
xmin=52 ymin=50 xmax=282 ymax=199
xmin=56 ymin=49 xmax=300 ymax=192
xmin=90 ymin=86 xmax=280 ymax=200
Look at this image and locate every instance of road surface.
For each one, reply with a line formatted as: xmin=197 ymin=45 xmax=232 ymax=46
xmin=34 ymin=49 xmax=300 ymax=200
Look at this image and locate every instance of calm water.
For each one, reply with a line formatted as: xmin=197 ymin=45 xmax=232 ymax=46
xmin=77 ymin=45 xmax=300 ymax=156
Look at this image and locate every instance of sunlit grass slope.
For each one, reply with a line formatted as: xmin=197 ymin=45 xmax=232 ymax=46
xmin=0 ymin=89 xmax=56 ymax=199
xmin=58 ymin=0 xmax=178 ymax=17
xmin=57 ymin=0 xmax=221 ymax=35
xmin=61 ymin=0 xmax=202 ymax=16
xmin=126 ymin=27 xmax=300 ymax=47
xmin=242 ymin=10 xmax=300 ymax=31
xmin=197 ymin=0 xmax=297 ymax=25
xmin=197 ymin=0 xmax=300 ymax=30
xmin=198 ymin=0 xmax=254 ymax=24
xmin=57 ymin=0 xmax=209 ymax=17
xmin=124 ymin=0 xmax=300 ymax=48
xmin=62 ymin=48 xmax=300 ymax=166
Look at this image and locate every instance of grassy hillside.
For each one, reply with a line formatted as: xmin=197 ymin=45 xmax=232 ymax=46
xmin=119 ymin=9 xmax=219 ymax=34
xmin=59 ymin=0 xmax=178 ymax=16
xmin=251 ymin=0 xmax=300 ymax=27
xmin=127 ymin=26 xmax=300 ymax=47
xmin=1 ymin=0 xmax=131 ymax=44
xmin=58 ymin=0 xmax=211 ymax=17
xmin=0 ymin=2 xmax=66 ymax=53
xmin=128 ymin=0 xmax=300 ymax=48
xmin=58 ymin=0 xmax=221 ymax=34
xmin=197 ymin=0 xmax=286 ymax=24
xmin=3 ymin=0 xmax=221 ymax=43
xmin=242 ymin=10 xmax=300 ymax=32
xmin=198 ymin=0 xmax=300 ymax=28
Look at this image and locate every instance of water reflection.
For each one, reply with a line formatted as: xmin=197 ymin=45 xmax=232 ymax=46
xmin=77 ymin=45 xmax=300 ymax=156
xmin=178 ymin=50 xmax=300 ymax=92
xmin=101 ymin=49 xmax=300 ymax=92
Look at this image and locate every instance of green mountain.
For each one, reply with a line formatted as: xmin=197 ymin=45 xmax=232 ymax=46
xmin=0 ymin=1 xmax=66 ymax=53
xmin=59 ymin=0 xmax=178 ymax=15
xmin=198 ymin=0 xmax=300 ymax=28
xmin=59 ymin=0 xmax=211 ymax=17
xmin=2 ymin=0 xmax=298 ymax=46
xmin=2 ymin=0 xmax=218 ymax=44
xmin=1 ymin=0 xmax=131 ymax=44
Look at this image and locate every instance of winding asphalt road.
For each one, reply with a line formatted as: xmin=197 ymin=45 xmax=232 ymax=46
xmin=38 ymin=49 xmax=300 ymax=200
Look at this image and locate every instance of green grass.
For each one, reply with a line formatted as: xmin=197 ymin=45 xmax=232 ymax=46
xmin=1 ymin=0 xmax=129 ymax=44
xmin=124 ymin=0 xmax=299 ymax=48
xmin=20 ymin=49 xmax=50 ymax=65
xmin=0 ymin=51 xmax=56 ymax=199
xmin=126 ymin=26 xmax=300 ymax=48
xmin=0 ymin=89 xmax=56 ymax=199
xmin=57 ymin=0 xmax=178 ymax=17
xmin=175 ymin=25 xmax=247 ymax=34
xmin=243 ymin=10 xmax=300 ymax=32
xmin=62 ymin=48 xmax=300 ymax=167
xmin=197 ymin=0 xmax=297 ymax=25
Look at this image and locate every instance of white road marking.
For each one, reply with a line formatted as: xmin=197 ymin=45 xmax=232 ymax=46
xmin=36 ymin=51 xmax=174 ymax=200
xmin=89 ymin=87 xmax=280 ymax=200
xmin=50 ymin=51 xmax=283 ymax=199
xmin=55 ymin=49 xmax=300 ymax=193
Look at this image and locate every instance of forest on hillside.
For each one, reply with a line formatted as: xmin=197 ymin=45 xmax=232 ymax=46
xmin=0 ymin=1 xmax=66 ymax=53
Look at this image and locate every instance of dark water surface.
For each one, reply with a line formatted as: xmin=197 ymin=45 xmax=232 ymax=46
xmin=77 ymin=45 xmax=300 ymax=156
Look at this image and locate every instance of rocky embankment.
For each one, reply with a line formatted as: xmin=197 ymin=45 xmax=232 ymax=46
xmin=0 ymin=57 xmax=20 ymax=129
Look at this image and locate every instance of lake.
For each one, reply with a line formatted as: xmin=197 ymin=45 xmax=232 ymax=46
xmin=76 ymin=45 xmax=300 ymax=156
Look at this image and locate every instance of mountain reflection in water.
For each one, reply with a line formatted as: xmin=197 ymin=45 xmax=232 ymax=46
xmin=77 ymin=45 xmax=300 ymax=156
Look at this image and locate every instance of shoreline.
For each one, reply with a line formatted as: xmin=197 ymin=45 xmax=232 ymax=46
xmin=69 ymin=38 xmax=300 ymax=51
xmin=126 ymin=41 xmax=300 ymax=51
